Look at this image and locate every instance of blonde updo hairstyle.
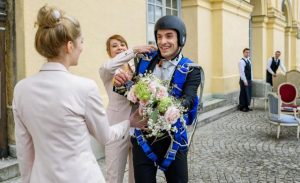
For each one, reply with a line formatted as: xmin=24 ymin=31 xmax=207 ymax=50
xmin=35 ymin=5 xmax=81 ymax=59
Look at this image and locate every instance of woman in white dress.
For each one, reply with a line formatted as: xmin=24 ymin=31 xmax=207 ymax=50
xmin=13 ymin=6 xmax=142 ymax=183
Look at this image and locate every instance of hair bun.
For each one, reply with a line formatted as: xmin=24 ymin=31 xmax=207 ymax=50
xmin=36 ymin=5 xmax=64 ymax=29
xmin=51 ymin=10 xmax=61 ymax=20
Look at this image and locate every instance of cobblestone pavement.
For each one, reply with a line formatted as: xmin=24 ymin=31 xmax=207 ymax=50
xmin=108 ymin=107 xmax=300 ymax=183
xmin=187 ymin=109 xmax=300 ymax=183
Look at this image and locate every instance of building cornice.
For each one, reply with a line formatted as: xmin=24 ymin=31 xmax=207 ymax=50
xmin=210 ymin=0 xmax=253 ymax=19
xmin=182 ymin=0 xmax=211 ymax=10
xmin=182 ymin=0 xmax=253 ymax=19
xmin=251 ymin=15 xmax=268 ymax=28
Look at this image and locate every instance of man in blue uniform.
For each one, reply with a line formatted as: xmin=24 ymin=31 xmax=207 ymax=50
xmin=114 ymin=15 xmax=202 ymax=183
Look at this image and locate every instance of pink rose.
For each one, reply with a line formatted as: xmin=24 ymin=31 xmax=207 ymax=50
xmin=156 ymin=86 xmax=168 ymax=100
xmin=148 ymin=81 xmax=157 ymax=94
xmin=127 ymin=87 xmax=137 ymax=103
xmin=164 ymin=106 xmax=180 ymax=124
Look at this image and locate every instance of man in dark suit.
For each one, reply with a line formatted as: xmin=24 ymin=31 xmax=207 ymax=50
xmin=238 ymin=48 xmax=252 ymax=112
xmin=266 ymin=51 xmax=286 ymax=86
xmin=114 ymin=15 xmax=201 ymax=183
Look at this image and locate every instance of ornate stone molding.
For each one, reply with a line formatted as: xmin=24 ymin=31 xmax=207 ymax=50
xmin=210 ymin=0 xmax=253 ymax=19
xmin=183 ymin=0 xmax=253 ymax=19
xmin=251 ymin=15 xmax=268 ymax=28
xmin=182 ymin=0 xmax=211 ymax=10
xmin=265 ymin=7 xmax=286 ymax=31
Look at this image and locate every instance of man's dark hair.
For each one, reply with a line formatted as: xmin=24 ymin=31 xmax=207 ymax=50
xmin=243 ymin=48 xmax=250 ymax=53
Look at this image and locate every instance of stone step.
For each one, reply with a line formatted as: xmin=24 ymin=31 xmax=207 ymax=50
xmin=0 ymin=157 xmax=19 ymax=182
xmin=187 ymin=104 xmax=237 ymax=142
xmin=197 ymin=104 xmax=237 ymax=127
xmin=0 ymin=176 xmax=21 ymax=183
xmin=202 ymin=98 xmax=227 ymax=113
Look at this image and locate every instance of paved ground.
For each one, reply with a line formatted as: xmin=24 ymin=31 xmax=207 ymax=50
xmin=116 ymin=104 xmax=300 ymax=182
xmin=4 ymin=103 xmax=300 ymax=183
xmin=187 ymin=109 xmax=300 ymax=183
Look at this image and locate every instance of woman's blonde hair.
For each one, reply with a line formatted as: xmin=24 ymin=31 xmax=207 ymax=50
xmin=35 ymin=5 xmax=81 ymax=58
xmin=106 ymin=34 xmax=128 ymax=57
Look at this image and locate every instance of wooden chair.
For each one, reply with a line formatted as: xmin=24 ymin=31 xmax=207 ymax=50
xmin=267 ymin=92 xmax=300 ymax=139
xmin=286 ymin=70 xmax=300 ymax=97
xmin=278 ymin=82 xmax=299 ymax=115
xmin=251 ymin=80 xmax=272 ymax=109
xmin=272 ymin=73 xmax=286 ymax=92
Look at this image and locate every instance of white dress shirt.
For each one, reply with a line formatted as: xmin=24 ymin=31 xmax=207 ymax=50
xmin=266 ymin=57 xmax=286 ymax=75
xmin=238 ymin=57 xmax=253 ymax=83
xmin=153 ymin=54 xmax=183 ymax=81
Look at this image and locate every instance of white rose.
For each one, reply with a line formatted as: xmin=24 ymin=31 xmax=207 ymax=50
xmin=164 ymin=106 xmax=181 ymax=124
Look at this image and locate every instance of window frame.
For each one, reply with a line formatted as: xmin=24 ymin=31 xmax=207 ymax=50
xmin=146 ymin=0 xmax=181 ymax=44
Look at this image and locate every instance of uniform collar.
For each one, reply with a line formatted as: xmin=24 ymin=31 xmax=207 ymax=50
xmin=169 ymin=53 xmax=182 ymax=66
xmin=40 ymin=62 xmax=68 ymax=72
xmin=162 ymin=53 xmax=182 ymax=66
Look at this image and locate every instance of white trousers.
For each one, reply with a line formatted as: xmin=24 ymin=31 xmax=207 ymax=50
xmin=105 ymin=134 xmax=135 ymax=183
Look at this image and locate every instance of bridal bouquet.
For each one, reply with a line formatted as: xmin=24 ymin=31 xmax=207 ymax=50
xmin=127 ymin=74 xmax=186 ymax=137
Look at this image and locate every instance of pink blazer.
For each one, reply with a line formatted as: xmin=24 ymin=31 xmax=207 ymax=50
xmin=99 ymin=49 xmax=135 ymax=125
xmin=13 ymin=62 xmax=129 ymax=183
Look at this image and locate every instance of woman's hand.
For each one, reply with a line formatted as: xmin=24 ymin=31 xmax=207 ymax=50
xmin=129 ymin=108 xmax=148 ymax=129
xmin=133 ymin=45 xmax=157 ymax=55
xmin=113 ymin=69 xmax=131 ymax=87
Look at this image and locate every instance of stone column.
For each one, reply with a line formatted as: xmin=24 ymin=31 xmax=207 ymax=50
xmin=266 ymin=8 xmax=286 ymax=67
xmin=291 ymin=23 xmax=300 ymax=70
xmin=285 ymin=27 xmax=293 ymax=70
xmin=210 ymin=0 xmax=252 ymax=94
xmin=182 ymin=0 xmax=213 ymax=95
xmin=251 ymin=15 xmax=268 ymax=79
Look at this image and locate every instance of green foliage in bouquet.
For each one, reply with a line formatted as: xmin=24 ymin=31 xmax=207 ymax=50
xmin=135 ymin=80 xmax=151 ymax=101
xmin=157 ymin=97 xmax=173 ymax=113
xmin=150 ymin=109 xmax=159 ymax=123
xmin=127 ymin=73 xmax=186 ymax=138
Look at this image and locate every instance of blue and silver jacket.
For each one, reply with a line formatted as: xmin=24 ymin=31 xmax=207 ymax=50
xmin=134 ymin=51 xmax=201 ymax=171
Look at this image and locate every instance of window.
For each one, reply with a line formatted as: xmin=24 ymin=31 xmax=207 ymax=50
xmin=147 ymin=0 xmax=181 ymax=44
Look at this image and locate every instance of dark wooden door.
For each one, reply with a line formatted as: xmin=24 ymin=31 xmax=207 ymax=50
xmin=0 ymin=0 xmax=7 ymax=158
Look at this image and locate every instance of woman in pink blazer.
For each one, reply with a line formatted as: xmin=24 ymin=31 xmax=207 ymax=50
xmin=13 ymin=6 xmax=142 ymax=183
xmin=99 ymin=35 xmax=155 ymax=183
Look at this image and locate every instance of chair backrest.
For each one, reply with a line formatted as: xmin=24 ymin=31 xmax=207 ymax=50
xmin=278 ymin=82 xmax=298 ymax=105
xmin=268 ymin=92 xmax=281 ymax=116
xmin=266 ymin=82 xmax=272 ymax=95
xmin=252 ymin=80 xmax=272 ymax=98
xmin=286 ymin=70 xmax=300 ymax=97
xmin=272 ymin=73 xmax=286 ymax=92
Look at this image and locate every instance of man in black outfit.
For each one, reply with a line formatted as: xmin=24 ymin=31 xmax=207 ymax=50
xmin=114 ymin=16 xmax=201 ymax=183
xmin=238 ymin=48 xmax=252 ymax=112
